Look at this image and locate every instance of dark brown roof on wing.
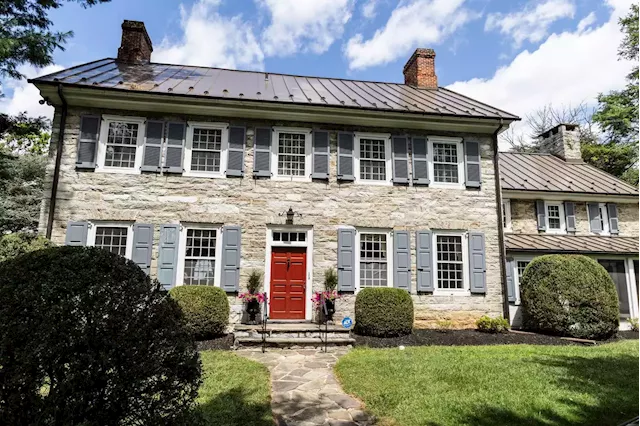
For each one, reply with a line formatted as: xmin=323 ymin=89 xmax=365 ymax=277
xmin=505 ymin=234 xmax=638 ymax=254
xmin=30 ymin=58 xmax=519 ymax=120
xmin=499 ymin=152 xmax=639 ymax=196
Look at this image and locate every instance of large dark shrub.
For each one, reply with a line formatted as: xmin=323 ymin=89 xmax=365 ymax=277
xmin=520 ymin=254 xmax=619 ymax=339
xmin=0 ymin=246 xmax=202 ymax=425
xmin=169 ymin=285 xmax=230 ymax=340
xmin=354 ymin=288 xmax=414 ymax=337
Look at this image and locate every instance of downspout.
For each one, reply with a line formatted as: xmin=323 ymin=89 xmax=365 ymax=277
xmin=492 ymin=118 xmax=511 ymax=321
xmin=45 ymin=84 xmax=68 ymax=239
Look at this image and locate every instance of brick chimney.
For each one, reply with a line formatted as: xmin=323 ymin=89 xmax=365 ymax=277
xmin=537 ymin=124 xmax=582 ymax=163
xmin=117 ymin=20 xmax=153 ymax=64
xmin=403 ymin=48 xmax=437 ymax=89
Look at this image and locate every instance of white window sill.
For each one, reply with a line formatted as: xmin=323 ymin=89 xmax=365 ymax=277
xmin=95 ymin=167 xmax=141 ymax=175
xmin=354 ymin=179 xmax=393 ymax=186
xmin=545 ymin=229 xmax=567 ymax=235
xmin=433 ymin=289 xmax=471 ymax=296
xmin=430 ymin=183 xmax=465 ymax=190
xmin=183 ymin=171 xmax=226 ymax=179
xmin=271 ymin=175 xmax=312 ymax=182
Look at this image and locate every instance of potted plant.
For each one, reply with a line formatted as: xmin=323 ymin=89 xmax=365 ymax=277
xmin=312 ymin=268 xmax=339 ymax=324
xmin=238 ymin=270 xmax=265 ymax=324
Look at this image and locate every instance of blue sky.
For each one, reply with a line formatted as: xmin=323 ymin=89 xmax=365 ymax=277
xmin=0 ymin=0 xmax=634 ymax=147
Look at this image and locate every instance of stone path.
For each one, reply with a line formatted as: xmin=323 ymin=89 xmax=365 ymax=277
xmin=237 ymin=348 xmax=373 ymax=426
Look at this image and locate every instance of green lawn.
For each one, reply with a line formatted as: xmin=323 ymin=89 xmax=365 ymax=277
xmin=335 ymin=340 xmax=639 ymax=426
xmin=195 ymin=351 xmax=272 ymax=426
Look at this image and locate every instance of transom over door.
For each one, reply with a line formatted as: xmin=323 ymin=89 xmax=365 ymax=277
xmin=270 ymin=247 xmax=306 ymax=319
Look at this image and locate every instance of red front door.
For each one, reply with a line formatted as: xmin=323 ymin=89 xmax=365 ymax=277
xmin=270 ymin=247 xmax=306 ymax=319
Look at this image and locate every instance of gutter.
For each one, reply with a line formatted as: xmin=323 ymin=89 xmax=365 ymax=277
xmin=45 ymin=85 xmax=68 ymax=239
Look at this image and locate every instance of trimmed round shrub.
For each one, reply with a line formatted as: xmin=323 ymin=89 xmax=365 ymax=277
xmin=354 ymin=288 xmax=414 ymax=337
xmin=0 ymin=232 xmax=53 ymax=262
xmin=169 ymin=285 xmax=230 ymax=340
xmin=0 ymin=246 xmax=202 ymax=425
xmin=520 ymin=254 xmax=619 ymax=340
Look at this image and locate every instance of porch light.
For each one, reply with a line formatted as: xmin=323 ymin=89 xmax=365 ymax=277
xmin=280 ymin=207 xmax=301 ymax=225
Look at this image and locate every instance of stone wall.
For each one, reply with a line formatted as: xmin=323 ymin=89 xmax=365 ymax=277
xmin=40 ymin=106 xmax=504 ymax=327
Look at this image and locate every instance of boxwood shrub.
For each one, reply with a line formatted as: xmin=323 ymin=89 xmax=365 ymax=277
xmin=520 ymin=254 xmax=619 ymax=340
xmin=354 ymin=288 xmax=414 ymax=337
xmin=170 ymin=285 xmax=230 ymax=340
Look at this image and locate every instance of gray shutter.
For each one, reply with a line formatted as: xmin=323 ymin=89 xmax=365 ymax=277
xmin=464 ymin=140 xmax=481 ymax=188
xmin=337 ymin=228 xmax=355 ymax=291
xmin=158 ymin=224 xmax=179 ymax=290
xmin=227 ymin=126 xmax=245 ymax=177
xmin=163 ymin=122 xmax=186 ymax=173
xmin=607 ymin=203 xmax=619 ymax=235
xmin=132 ymin=223 xmax=153 ymax=275
xmin=588 ymin=202 xmax=602 ymax=233
xmin=311 ymin=130 xmax=330 ymax=179
xmin=141 ymin=120 xmax=164 ymax=172
xmin=253 ymin=127 xmax=272 ymax=177
xmin=506 ymin=257 xmax=516 ymax=303
xmin=412 ymin=137 xmax=429 ymax=185
xmin=469 ymin=232 xmax=487 ymax=294
xmin=393 ymin=231 xmax=411 ymax=291
xmin=416 ymin=231 xmax=433 ymax=292
xmin=536 ymin=200 xmax=546 ymax=231
xmin=65 ymin=221 xmax=88 ymax=246
xmin=76 ymin=115 xmax=100 ymax=169
xmin=221 ymin=225 xmax=241 ymax=292
xmin=337 ymin=132 xmax=354 ymax=181
xmin=564 ymin=202 xmax=576 ymax=232
xmin=392 ymin=136 xmax=409 ymax=184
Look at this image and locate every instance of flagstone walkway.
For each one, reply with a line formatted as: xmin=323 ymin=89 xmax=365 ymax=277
xmin=237 ymin=348 xmax=373 ymax=426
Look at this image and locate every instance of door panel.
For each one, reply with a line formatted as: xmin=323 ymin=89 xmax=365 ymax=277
xmin=598 ymin=259 xmax=630 ymax=315
xmin=270 ymin=247 xmax=306 ymax=319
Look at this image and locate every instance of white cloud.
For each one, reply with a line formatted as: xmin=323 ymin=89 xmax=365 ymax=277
xmin=485 ymin=0 xmax=575 ymax=47
xmin=0 ymin=64 xmax=63 ymax=120
xmin=577 ymin=12 xmax=597 ymax=32
xmin=259 ymin=0 xmax=354 ymax=56
xmin=448 ymin=0 xmax=634 ymax=150
xmin=362 ymin=0 xmax=379 ymax=19
xmin=344 ymin=0 xmax=479 ymax=70
xmin=153 ymin=0 xmax=264 ymax=70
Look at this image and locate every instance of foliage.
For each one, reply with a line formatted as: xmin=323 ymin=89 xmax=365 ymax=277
xmin=476 ymin=315 xmax=509 ymax=333
xmin=629 ymin=318 xmax=639 ymax=332
xmin=0 ymin=232 xmax=52 ymax=262
xmin=170 ymin=285 xmax=230 ymax=340
xmin=324 ymin=267 xmax=338 ymax=291
xmin=246 ymin=269 xmax=262 ymax=294
xmin=354 ymin=288 xmax=413 ymax=337
xmin=0 ymin=112 xmax=50 ymax=155
xmin=435 ymin=319 xmax=454 ymax=332
xmin=238 ymin=292 xmax=266 ymax=303
xmin=520 ymin=255 xmax=619 ymax=340
xmin=312 ymin=290 xmax=340 ymax=307
xmin=0 ymin=246 xmax=202 ymax=425
xmin=581 ymin=140 xmax=639 ymax=185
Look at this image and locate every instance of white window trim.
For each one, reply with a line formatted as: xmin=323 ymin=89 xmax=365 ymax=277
xmin=95 ymin=115 xmax=146 ymax=175
xmin=544 ymin=201 xmax=566 ymax=234
xmin=87 ymin=221 xmax=134 ymax=259
xmin=354 ymin=228 xmax=394 ymax=292
xmin=354 ymin=132 xmax=393 ymax=186
xmin=432 ymin=230 xmax=469 ymax=295
xmin=512 ymin=255 xmax=535 ymax=305
xmin=587 ymin=202 xmax=611 ymax=235
xmin=183 ymin=121 xmax=229 ymax=178
xmin=175 ymin=223 xmax=224 ymax=288
xmin=270 ymin=127 xmax=312 ymax=182
xmin=428 ymin=136 xmax=465 ymax=189
xmin=502 ymin=199 xmax=512 ymax=232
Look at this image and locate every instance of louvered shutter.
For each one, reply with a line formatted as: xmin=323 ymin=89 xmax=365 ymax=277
xmin=65 ymin=221 xmax=88 ymax=246
xmin=337 ymin=228 xmax=355 ymax=291
xmin=506 ymin=257 xmax=516 ymax=303
xmin=311 ymin=130 xmax=330 ymax=179
xmin=76 ymin=116 xmax=100 ymax=169
xmin=158 ymin=224 xmax=179 ymax=290
xmin=587 ymin=203 xmax=602 ymax=233
xmin=337 ymin=132 xmax=354 ymax=181
xmin=391 ymin=136 xmax=409 ymax=184
xmin=132 ymin=224 xmax=153 ymax=275
xmin=221 ymin=225 xmax=241 ymax=292
xmin=536 ymin=200 xmax=546 ymax=231
xmin=141 ymin=120 xmax=163 ymax=172
xmin=253 ymin=127 xmax=272 ymax=177
xmin=227 ymin=126 xmax=245 ymax=177
xmin=564 ymin=202 xmax=576 ymax=232
xmin=607 ymin=203 xmax=619 ymax=235
xmin=163 ymin=122 xmax=186 ymax=173
xmin=469 ymin=232 xmax=487 ymax=294
xmin=412 ymin=137 xmax=429 ymax=185
xmin=416 ymin=231 xmax=433 ymax=292
xmin=393 ymin=231 xmax=411 ymax=291
xmin=464 ymin=140 xmax=481 ymax=188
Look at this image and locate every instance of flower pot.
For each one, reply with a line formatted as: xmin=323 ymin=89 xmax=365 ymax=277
xmin=246 ymin=300 xmax=260 ymax=324
xmin=321 ymin=299 xmax=336 ymax=323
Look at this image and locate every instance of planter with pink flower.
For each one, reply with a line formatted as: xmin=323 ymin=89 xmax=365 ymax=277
xmin=238 ymin=270 xmax=265 ymax=324
xmin=313 ymin=268 xmax=340 ymax=324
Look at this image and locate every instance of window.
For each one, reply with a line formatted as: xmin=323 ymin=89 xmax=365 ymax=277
xmin=357 ymin=231 xmax=391 ymax=289
xmin=96 ymin=116 xmax=145 ymax=173
xmin=512 ymin=258 xmax=533 ymax=304
xmin=272 ymin=231 xmax=306 ymax=243
xmin=502 ymin=199 xmax=512 ymax=231
xmin=516 ymin=260 xmax=530 ymax=283
xmin=592 ymin=203 xmax=611 ymax=235
xmin=87 ymin=222 xmax=133 ymax=259
xmin=435 ymin=235 xmax=464 ymax=290
xmin=545 ymin=202 xmax=566 ymax=233
xmin=177 ymin=225 xmax=222 ymax=287
xmin=184 ymin=122 xmax=228 ymax=177
xmin=271 ymin=127 xmax=312 ymax=180
xmin=598 ymin=259 xmax=630 ymax=316
xmin=428 ymin=137 xmax=464 ymax=188
xmin=354 ymin=133 xmax=392 ymax=184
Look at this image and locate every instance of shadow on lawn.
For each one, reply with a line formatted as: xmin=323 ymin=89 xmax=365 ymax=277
xmin=194 ymin=386 xmax=272 ymax=426
xmin=458 ymin=352 xmax=639 ymax=426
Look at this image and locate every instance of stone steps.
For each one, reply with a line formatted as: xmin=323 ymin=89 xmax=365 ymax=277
xmin=235 ymin=336 xmax=356 ymax=348
xmin=233 ymin=323 xmax=354 ymax=349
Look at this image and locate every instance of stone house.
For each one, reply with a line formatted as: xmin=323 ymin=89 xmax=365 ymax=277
xmin=31 ymin=21 xmax=520 ymax=328
xmin=500 ymin=124 xmax=639 ymax=329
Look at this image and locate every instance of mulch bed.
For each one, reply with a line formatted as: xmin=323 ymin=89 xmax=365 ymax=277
xmin=196 ymin=334 xmax=235 ymax=351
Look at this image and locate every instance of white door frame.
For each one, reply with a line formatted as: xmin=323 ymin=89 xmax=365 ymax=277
xmin=264 ymin=226 xmax=314 ymax=321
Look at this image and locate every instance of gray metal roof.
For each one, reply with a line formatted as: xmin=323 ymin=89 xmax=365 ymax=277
xmin=505 ymin=234 xmax=638 ymax=254
xmin=30 ymin=58 xmax=519 ymax=120
xmin=499 ymin=152 xmax=639 ymax=196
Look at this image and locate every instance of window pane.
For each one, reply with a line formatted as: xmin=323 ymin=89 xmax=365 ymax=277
xmin=184 ymin=228 xmax=217 ymax=286
xmin=436 ymin=235 xmax=464 ymax=289
xmin=94 ymin=226 xmax=128 ymax=257
xmin=191 ymin=128 xmax=222 ymax=172
xmin=277 ymin=132 xmax=306 ymax=176
xmin=433 ymin=142 xmax=459 ymax=183
xmin=359 ymin=233 xmax=387 ymax=287
xmin=105 ymin=122 xmax=138 ymax=168
xmin=547 ymin=205 xmax=561 ymax=229
xmin=516 ymin=261 xmax=530 ymax=282
xmin=359 ymin=139 xmax=386 ymax=181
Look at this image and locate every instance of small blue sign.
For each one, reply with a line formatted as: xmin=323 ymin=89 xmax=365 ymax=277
xmin=342 ymin=317 xmax=353 ymax=329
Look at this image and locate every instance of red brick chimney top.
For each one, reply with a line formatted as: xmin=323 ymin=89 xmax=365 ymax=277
xmin=403 ymin=48 xmax=437 ymax=89
xmin=117 ymin=20 xmax=153 ymax=64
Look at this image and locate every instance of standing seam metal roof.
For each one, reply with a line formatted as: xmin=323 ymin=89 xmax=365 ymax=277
xmin=505 ymin=234 xmax=639 ymax=254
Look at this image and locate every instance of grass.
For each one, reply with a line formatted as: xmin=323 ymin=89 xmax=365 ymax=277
xmin=195 ymin=351 xmax=272 ymax=426
xmin=335 ymin=340 xmax=639 ymax=426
